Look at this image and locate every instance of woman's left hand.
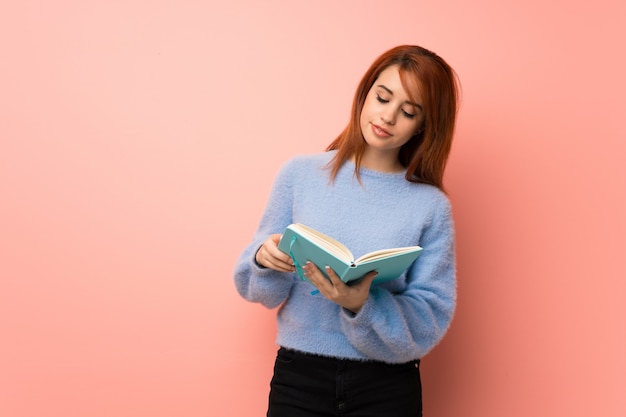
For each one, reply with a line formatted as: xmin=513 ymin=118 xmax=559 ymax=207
xmin=302 ymin=261 xmax=378 ymax=314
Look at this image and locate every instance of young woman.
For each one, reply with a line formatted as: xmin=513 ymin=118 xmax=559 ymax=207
xmin=234 ymin=45 xmax=460 ymax=417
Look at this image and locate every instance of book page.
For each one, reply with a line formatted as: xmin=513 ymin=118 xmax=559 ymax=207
xmin=291 ymin=224 xmax=354 ymax=263
xmin=355 ymin=246 xmax=422 ymax=264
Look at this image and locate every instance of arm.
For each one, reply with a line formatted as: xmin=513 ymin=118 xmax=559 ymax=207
xmin=233 ymin=161 xmax=297 ymax=309
xmin=339 ymin=201 xmax=457 ymax=362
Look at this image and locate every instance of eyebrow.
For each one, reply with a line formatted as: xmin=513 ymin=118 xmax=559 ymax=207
xmin=377 ymin=84 xmax=423 ymax=111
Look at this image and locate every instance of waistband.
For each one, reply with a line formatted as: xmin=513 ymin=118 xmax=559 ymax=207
xmin=278 ymin=347 xmax=420 ymax=368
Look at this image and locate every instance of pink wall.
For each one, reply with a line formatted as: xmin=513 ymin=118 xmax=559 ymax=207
xmin=1 ymin=1 xmax=624 ymax=416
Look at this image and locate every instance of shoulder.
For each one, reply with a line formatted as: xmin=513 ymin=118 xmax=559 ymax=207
xmin=283 ymin=150 xmax=335 ymax=167
xmin=399 ymin=182 xmax=454 ymax=227
xmin=415 ymin=185 xmax=455 ymax=235
xmin=277 ymin=151 xmax=335 ymax=177
xmin=391 ymin=177 xmax=452 ymax=208
xmin=415 ymin=183 xmax=451 ymax=209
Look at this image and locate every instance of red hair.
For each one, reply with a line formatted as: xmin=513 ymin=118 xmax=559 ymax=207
xmin=326 ymin=45 xmax=460 ymax=191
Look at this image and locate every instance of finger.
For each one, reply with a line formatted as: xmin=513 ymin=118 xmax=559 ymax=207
xmin=364 ymin=270 xmax=378 ymax=282
xmin=269 ymin=250 xmax=296 ymax=272
xmin=269 ymin=245 xmax=293 ymax=264
xmin=325 ymin=266 xmax=345 ymax=288
xmin=269 ymin=254 xmax=296 ymax=272
xmin=257 ymin=248 xmax=295 ymax=272
xmin=268 ymin=259 xmax=295 ymax=272
xmin=354 ymin=270 xmax=378 ymax=290
xmin=260 ymin=234 xmax=296 ymax=271
xmin=303 ymin=262 xmax=329 ymax=288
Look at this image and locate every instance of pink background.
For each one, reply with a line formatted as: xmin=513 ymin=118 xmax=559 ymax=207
xmin=2 ymin=1 xmax=625 ymax=416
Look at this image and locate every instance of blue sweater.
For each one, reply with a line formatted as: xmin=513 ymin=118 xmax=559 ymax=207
xmin=234 ymin=151 xmax=456 ymax=364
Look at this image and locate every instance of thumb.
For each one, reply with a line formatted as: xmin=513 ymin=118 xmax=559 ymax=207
xmin=358 ymin=270 xmax=378 ymax=288
xmin=366 ymin=270 xmax=379 ymax=282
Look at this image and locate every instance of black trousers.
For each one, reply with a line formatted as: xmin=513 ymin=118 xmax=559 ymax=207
xmin=267 ymin=347 xmax=422 ymax=417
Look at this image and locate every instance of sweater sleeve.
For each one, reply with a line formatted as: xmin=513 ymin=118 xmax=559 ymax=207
xmin=233 ymin=160 xmax=297 ymax=309
xmin=339 ymin=198 xmax=457 ymax=362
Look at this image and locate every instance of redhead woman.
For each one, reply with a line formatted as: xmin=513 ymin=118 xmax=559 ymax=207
xmin=234 ymin=45 xmax=460 ymax=417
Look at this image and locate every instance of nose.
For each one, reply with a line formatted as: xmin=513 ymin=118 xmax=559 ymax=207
xmin=380 ymin=109 xmax=396 ymax=125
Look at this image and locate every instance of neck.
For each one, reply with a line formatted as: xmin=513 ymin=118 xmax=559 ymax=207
xmin=358 ymin=148 xmax=404 ymax=173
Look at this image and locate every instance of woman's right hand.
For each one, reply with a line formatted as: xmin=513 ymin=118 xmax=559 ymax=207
xmin=255 ymin=234 xmax=296 ymax=273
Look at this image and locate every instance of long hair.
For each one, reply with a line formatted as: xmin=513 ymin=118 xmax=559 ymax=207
xmin=326 ymin=45 xmax=460 ymax=191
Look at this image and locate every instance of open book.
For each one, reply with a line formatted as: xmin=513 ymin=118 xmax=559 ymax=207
xmin=277 ymin=223 xmax=423 ymax=285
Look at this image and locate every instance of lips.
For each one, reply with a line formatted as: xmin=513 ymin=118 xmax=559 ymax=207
xmin=371 ymin=123 xmax=392 ymax=138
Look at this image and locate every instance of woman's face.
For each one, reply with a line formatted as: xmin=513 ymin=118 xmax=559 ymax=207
xmin=359 ymin=65 xmax=425 ymax=155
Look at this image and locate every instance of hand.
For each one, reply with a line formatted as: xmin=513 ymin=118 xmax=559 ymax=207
xmin=302 ymin=262 xmax=377 ymax=314
xmin=255 ymin=234 xmax=296 ymax=273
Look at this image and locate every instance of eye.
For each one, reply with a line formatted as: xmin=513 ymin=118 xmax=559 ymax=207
xmin=376 ymin=94 xmax=389 ymax=104
xmin=402 ymin=109 xmax=415 ymax=119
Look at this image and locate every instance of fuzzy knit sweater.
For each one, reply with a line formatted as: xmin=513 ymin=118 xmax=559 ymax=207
xmin=233 ymin=151 xmax=456 ymax=364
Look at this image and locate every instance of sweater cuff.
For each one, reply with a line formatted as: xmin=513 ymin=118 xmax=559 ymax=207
xmin=341 ymin=295 xmax=374 ymax=321
xmin=253 ymin=246 xmax=267 ymax=269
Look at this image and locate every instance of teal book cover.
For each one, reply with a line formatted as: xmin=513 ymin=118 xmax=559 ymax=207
xmin=277 ymin=223 xmax=423 ymax=285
